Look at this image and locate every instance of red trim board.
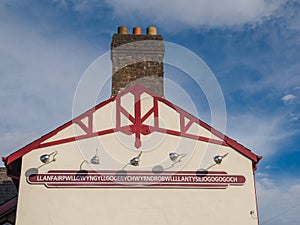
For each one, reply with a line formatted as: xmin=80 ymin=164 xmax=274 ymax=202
xmin=0 ymin=196 xmax=17 ymax=217
xmin=3 ymin=84 xmax=262 ymax=181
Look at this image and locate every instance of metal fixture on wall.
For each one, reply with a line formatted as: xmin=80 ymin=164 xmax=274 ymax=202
xmin=122 ymin=151 xmax=143 ymax=170
xmin=152 ymin=152 xmax=187 ymax=174
xmin=40 ymin=151 xmax=58 ymax=164
xmin=169 ymin=152 xmax=186 ymax=162
xmin=195 ymin=153 xmax=229 ymax=176
xmin=25 ymin=151 xmax=58 ymax=177
xmin=90 ymin=148 xmax=100 ymax=165
xmin=129 ymin=151 xmax=143 ymax=166
xmin=213 ymin=153 xmax=228 ymax=164
xmin=204 ymin=153 xmax=229 ymax=170
xmin=80 ymin=149 xmax=100 ymax=169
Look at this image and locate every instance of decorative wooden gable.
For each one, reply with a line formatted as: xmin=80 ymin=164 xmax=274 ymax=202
xmin=3 ymin=84 xmax=261 ymax=171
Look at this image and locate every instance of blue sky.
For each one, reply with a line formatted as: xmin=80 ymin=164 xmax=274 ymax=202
xmin=0 ymin=0 xmax=300 ymax=224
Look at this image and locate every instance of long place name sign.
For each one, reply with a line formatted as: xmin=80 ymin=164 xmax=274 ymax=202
xmin=27 ymin=170 xmax=246 ymax=189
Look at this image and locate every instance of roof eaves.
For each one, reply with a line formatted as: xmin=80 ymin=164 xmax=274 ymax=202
xmin=0 ymin=196 xmax=17 ymax=217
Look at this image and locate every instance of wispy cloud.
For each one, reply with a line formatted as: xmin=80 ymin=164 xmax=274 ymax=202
xmin=105 ymin=0 xmax=286 ymax=28
xmin=52 ymin=0 xmax=104 ymax=13
xmin=225 ymin=113 xmax=297 ymax=156
xmin=0 ymin=3 xmax=100 ymax=161
xmin=281 ymin=86 xmax=300 ymax=104
xmin=257 ymin=176 xmax=300 ymax=225
xmin=50 ymin=0 xmax=290 ymax=29
xmin=281 ymin=94 xmax=297 ymax=104
xmin=290 ymin=113 xmax=300 ymax=122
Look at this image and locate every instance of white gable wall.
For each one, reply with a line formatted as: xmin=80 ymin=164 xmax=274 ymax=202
xmin=15 ymin=91 xmax=259 ymax=225
xmin=17 ymin=139 xmax=258 ymax=225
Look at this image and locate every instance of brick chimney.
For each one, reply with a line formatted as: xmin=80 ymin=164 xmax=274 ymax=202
xmin=111 ymin=26 xmax=164 ymax=97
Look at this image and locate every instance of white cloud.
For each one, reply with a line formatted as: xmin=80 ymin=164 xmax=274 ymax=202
xmin=243 ymin=65 xmax=300 ymax=95
xmin=290 ymin=113 xmax=300 ymax=122
xmin=257 ymin=177 xmax=300 ymax=225
xmin=281 ymin=94 xmax=297 ymax=104
xmin=264 ymin=165 xmax=272 ymax=169
xmin=225 ymin=113 xmax=297 ymax=156
xmin=256 ymin=172 xmax=269 ymax=177
xmin=106 ymin=0 xmax=286 ymax=28
xmin=0 ymin=6 xmax=101 ymax=164
xmin=53 ymin=0 xmax=103 ymax=12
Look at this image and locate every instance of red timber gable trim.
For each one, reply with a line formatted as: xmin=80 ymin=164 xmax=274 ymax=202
xmin=3 ymin=84 xmax=262 ymax=176
xmin=2 ymin=96 xmax=116 ymax=167
xmin=115 ymin=85 xmax=227 ymax=149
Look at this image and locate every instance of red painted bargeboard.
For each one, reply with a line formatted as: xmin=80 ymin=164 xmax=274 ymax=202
xmin=27 ymin=170 xmax=246 ymax=189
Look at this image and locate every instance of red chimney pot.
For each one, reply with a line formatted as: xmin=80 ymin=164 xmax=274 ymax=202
xmin=133 ymin=27 xmax=142 ymax=35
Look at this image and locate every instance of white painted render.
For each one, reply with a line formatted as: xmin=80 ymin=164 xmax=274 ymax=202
xmin=15 ymin=90 xmax=259 ymax=225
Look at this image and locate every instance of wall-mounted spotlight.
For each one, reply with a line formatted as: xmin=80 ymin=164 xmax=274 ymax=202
xmin=80 ymin=149 xmax=100 ymax=169
xmin=130 ymin=151 xmax=142 ymax=166
xmin=169 ymin=152 xmax=187 ymax=163
xmin=40 ymin=151 xmax=58 ymax=164
xmin=152 ymin=152 xmax=187 ymax=173
xmin=169 ymin=152 xmax=178 ymax=162
xmin=121 ymin=151 xmax=143 ymax=170
xmin=206 ymin=153 xmax=229 ymax=170
xmin=90 ymin=149 xmax=100 ymax=165
xmin=25 ymin=151 xmax=58 ymax=177
xmin=213 ymin=153 xmax=228 ymax=164
xmin=166 ymin=152 xmax=187 ymax=170
xmin=130 ymin=157 xmax=139 ymax=166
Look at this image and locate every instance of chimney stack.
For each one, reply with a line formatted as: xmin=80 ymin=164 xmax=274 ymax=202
xmin=111 ymin=26 xmax=164 ymax=97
